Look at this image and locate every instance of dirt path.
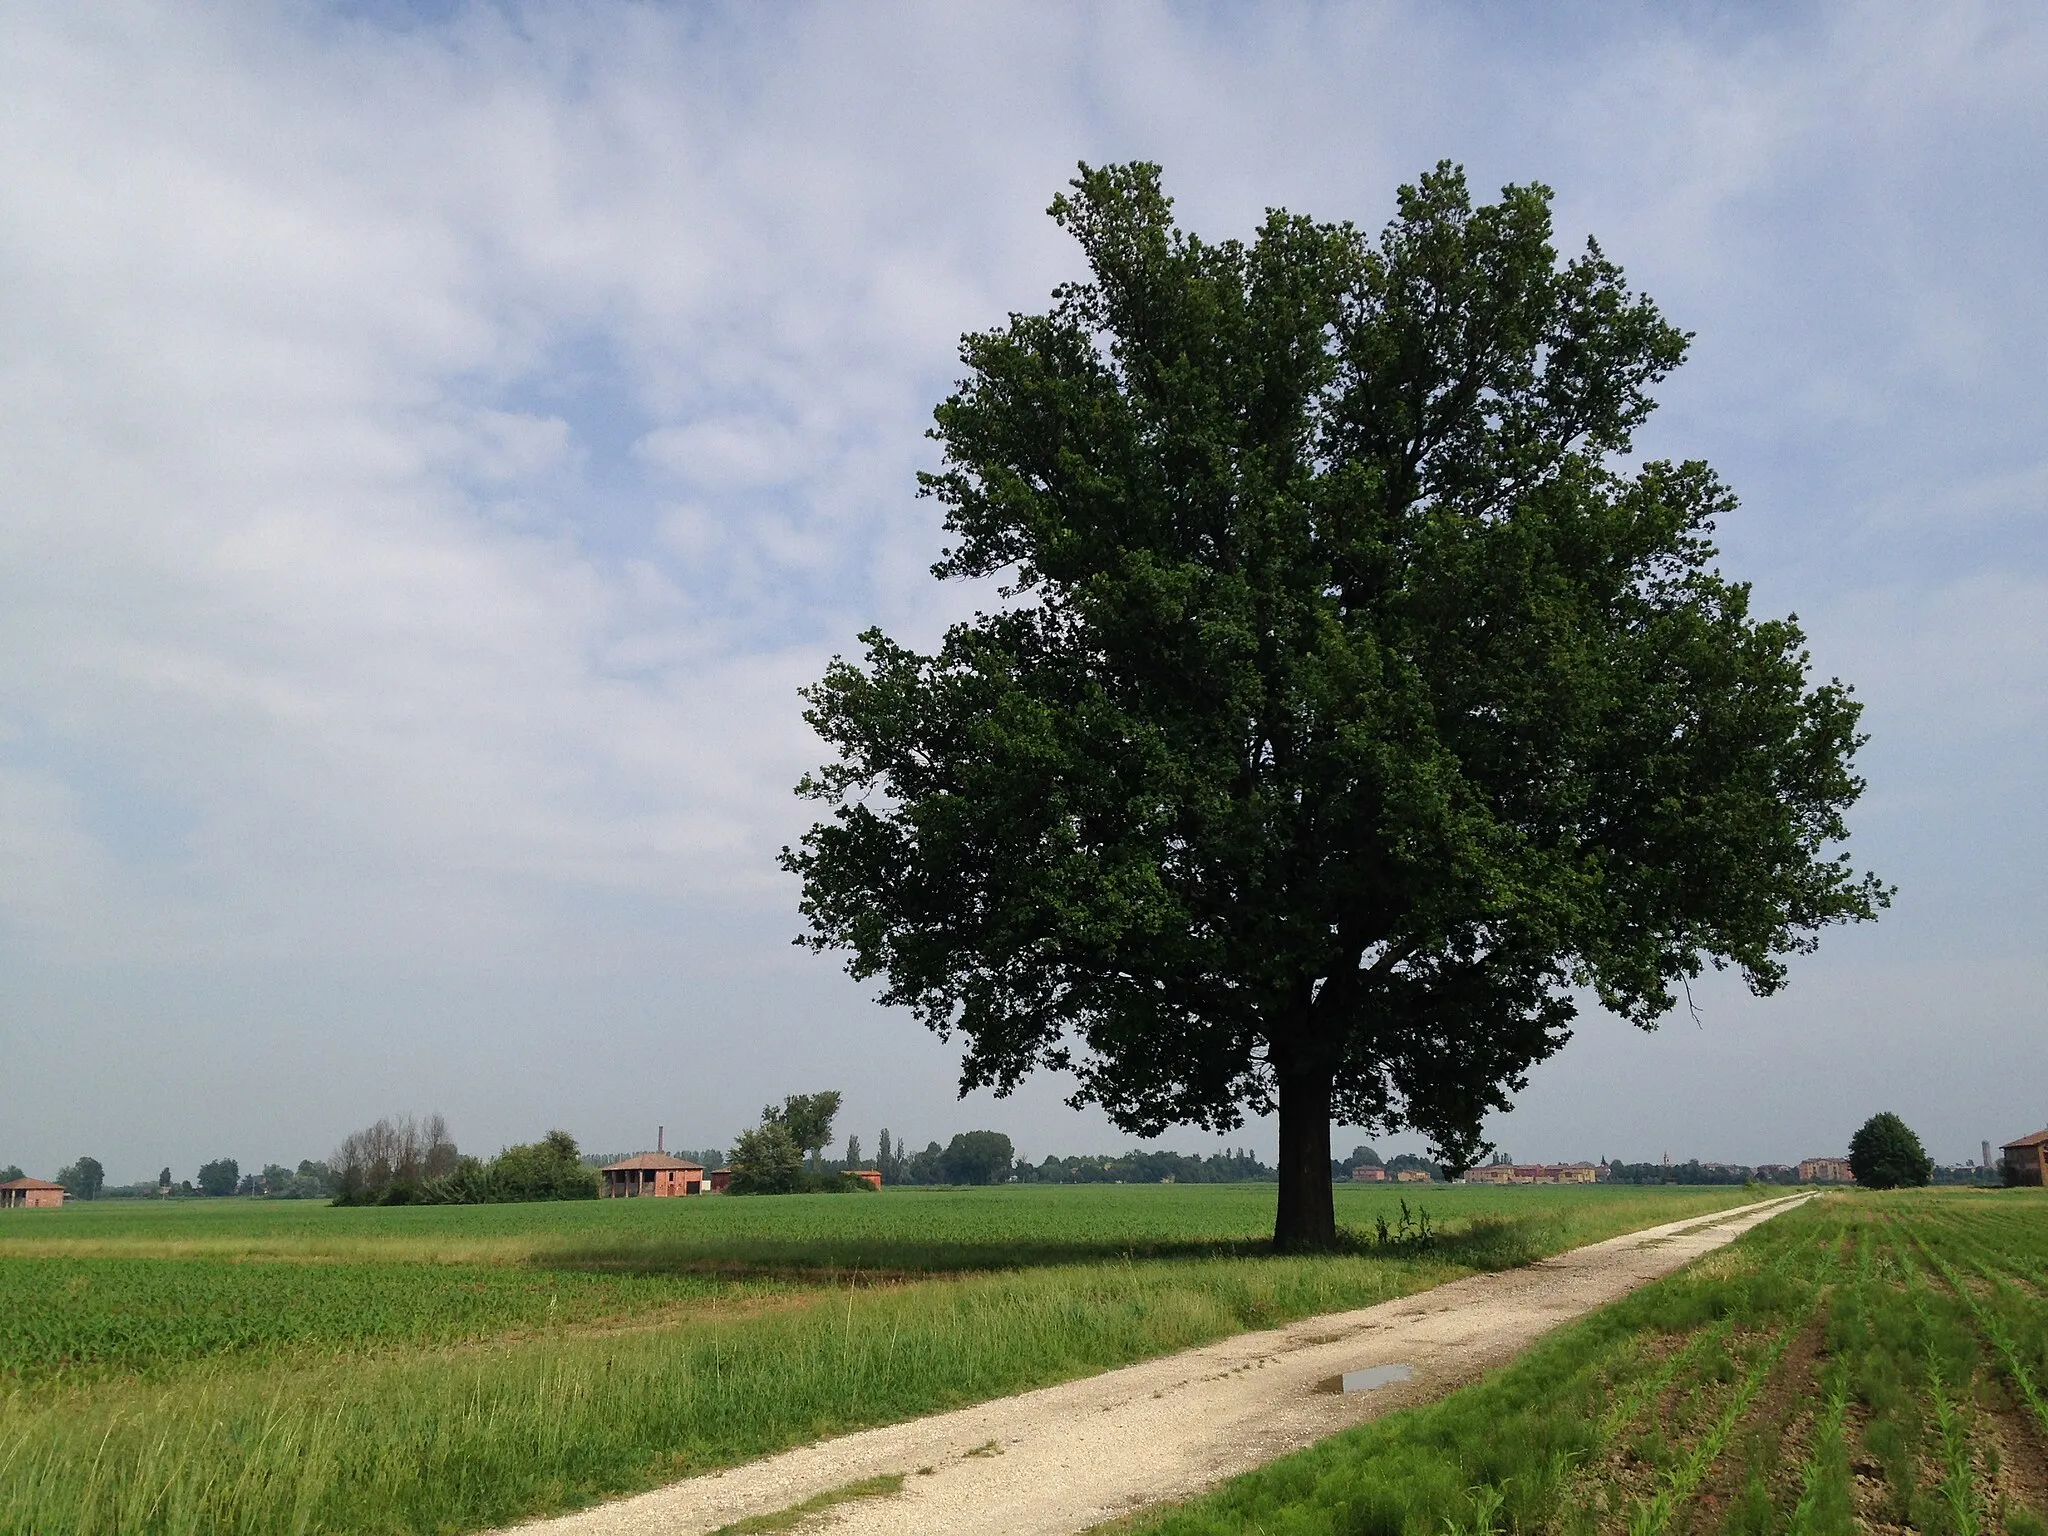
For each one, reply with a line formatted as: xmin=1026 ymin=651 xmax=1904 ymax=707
xmin=500 ymin=1194 xmax=1811 ymax=1536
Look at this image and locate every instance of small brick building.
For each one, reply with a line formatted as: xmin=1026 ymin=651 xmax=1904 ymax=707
xmin=2001 ymin=1129 xmax=2048 ymax=1187
xmin=599 ymin=1153 xmax=704 ymax=1198
xmin=0 ymin=1177 xmax=65 ymax=1208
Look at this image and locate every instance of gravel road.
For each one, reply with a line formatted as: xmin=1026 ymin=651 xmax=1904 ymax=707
xmin=497 ymin=1193 xmax=1811 ymax=1536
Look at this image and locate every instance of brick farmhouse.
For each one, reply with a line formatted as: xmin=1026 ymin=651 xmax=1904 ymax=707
xmin=0 ymin=1177 xmax=65 ymax=1208
xmin=599 ymin=1152 xmax=704 ymax=1198
xmin=2002 ymin=1129 xmax=2048 ymax=1187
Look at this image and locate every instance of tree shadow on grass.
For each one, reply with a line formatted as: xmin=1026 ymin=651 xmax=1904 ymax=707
xmin=528 ymin=1212 xmax=1550 ymax=1280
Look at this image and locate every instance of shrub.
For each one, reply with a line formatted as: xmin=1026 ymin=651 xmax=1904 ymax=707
xmin=728 ymin=1122 xmax=804 ymax=1194
xmin=485 ymin=1131 xmax=598 ymax=1202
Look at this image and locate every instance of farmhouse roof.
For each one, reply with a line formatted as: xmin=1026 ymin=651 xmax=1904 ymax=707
xmin=601 ymin=1152 xmax=703 ymax=1172
xmin=0 ymin=1177 xmax=63 ymax=1191
xmin=2002 ymin=1128 xmax=2048 ymax=1150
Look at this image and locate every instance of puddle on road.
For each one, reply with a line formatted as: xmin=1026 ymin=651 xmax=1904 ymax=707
xmin=1317 ymin=1362 xmax=1414 ymax=1394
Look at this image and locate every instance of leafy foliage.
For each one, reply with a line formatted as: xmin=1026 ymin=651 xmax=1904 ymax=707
xmin=1848 ymin=1111 xmax=1932 ymax=1189
xmin=766 ymin=1092 xmax=843 ymax=1168
xmin=1019 ymin=1148 xmax=1273 ymax=1184
xmin=411 ymin=1131 xmax=597 ymax=1205
xmin=54 ymin=1157 xmax=104 ymax=1200
xmin=195 ymin=1159 xmax=238 ymax=1198
xmin=940 ymin=1130 xmax=1015 ymax=1185
xmin=330 ymin=1115 xmax=459 ymax=1205
xmin=786 ymin=161 xmax=1888 ymax=1248
xmin=728 ymin=1121 xmax=805 ymax=1195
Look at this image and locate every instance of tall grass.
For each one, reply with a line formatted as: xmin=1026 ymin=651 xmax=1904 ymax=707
xmin=0 ymin=1249 xmax=1455 ymax=1535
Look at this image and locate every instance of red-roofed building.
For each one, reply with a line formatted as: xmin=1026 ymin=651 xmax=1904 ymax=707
xmin=600 ymin=1152 xmax=704 ymax=1198
xmin=2001 ymin=1129 xmax=2048 ymax=1187
xmin=0 ymin=1177 xmax=64 ymax=1208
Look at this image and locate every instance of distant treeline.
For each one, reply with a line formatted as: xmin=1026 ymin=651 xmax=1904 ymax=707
xmin=1013 ymin=1149 xmax=1274 ymax=1184
xmin=582 ymin=1148 xmax=726 ymax=1172
xmin=1604 ymin=1160 xmax=1763 ymax=1186
xmin=1333 ymin=1146 xmax=1442 ymax=1181
xmin=868 ymin=1130 xmax=1013 ymax=1186
xmin=856 ymin=1132 xmax=1274 ymax=1186
xmin=331 ymin=1116 xmax=596 ymax=1206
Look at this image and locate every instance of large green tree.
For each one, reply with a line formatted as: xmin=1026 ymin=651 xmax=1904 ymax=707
xmin=785 ymin=163 xmax=1888 ymax=1250
xmin=1848 ymin=1111 xmax=1931 ymax=1190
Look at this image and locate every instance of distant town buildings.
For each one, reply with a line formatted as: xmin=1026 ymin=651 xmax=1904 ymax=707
xmin=1797 ymin=1157 xmax=1854 ymax=1183
xmin=1350 ymin=1164 xmax=1388 ymax=1181
xmin=1460 ymin=1163 xmax=1599 ymax=1185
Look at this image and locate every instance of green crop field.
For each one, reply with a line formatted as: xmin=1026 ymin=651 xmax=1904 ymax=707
xmin=1125 ymin=1189 xmax=2048 ymax=1536
xmin=0 ymin=1183 xmax=1758 ymax=1534
xmin=0 ymin=1180 xmax=1749 ymax=1271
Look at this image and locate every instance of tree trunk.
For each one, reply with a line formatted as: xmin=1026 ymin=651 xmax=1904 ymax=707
xmin=1273 ymin=1060 xmax=1337 ymax=1252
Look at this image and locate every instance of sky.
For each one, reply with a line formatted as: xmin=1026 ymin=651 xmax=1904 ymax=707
xmin=0 ymin=3 xmax=2042 ymax=1184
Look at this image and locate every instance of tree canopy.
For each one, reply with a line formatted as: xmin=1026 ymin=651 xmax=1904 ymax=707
xmin=1848 ymin=1112 xmax=1931 ymax=1190
xmin=785 ymin=161 xmax=1888 ymax=1249
xmin=56 ymin=1156 xmax=104 ymax=1200
xmin=728 ymin=1119 xmax=805 ymax=1194
xmin=766 ymin=1091 xmax=844 ymax=1168
xmin=940 ymin=1130 xmax=1015 ymax=1185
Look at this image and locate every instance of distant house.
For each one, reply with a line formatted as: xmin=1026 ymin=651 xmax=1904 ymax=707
xmin=1394 ymin=1169 xmax=1431 ymax=1183
xmin=848 ymin=1168 xmax=883 ymax=1190
xmin=1461 ymin=1165 xmax=1516 ymax=1184
xmin=1798 ymin=1157 xmax=1853 ymax=1183
xmin=708 ymin=1167 xmax=731 ymax=1193
xmin=2000 ymin=1129 xmax=2048 ymax=1187
xmin=1350 ymin=1165 xmax=1387 ymax=1182
xmin=0 ymin=1177 xmax=64 ymax=1209
xmin=599 ymin=1152 xmax=704 ymax=1198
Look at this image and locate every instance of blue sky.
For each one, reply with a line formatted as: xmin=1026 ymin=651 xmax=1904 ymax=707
xmin=0 ymin=3 xmax=2041 ymax=1181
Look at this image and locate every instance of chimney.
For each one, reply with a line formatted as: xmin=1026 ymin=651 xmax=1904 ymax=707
xmin=1984 ymin=1140 xmax=1993 ymax=1169
xmin=658 ymin=1126 xmax=665 ymax=1153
